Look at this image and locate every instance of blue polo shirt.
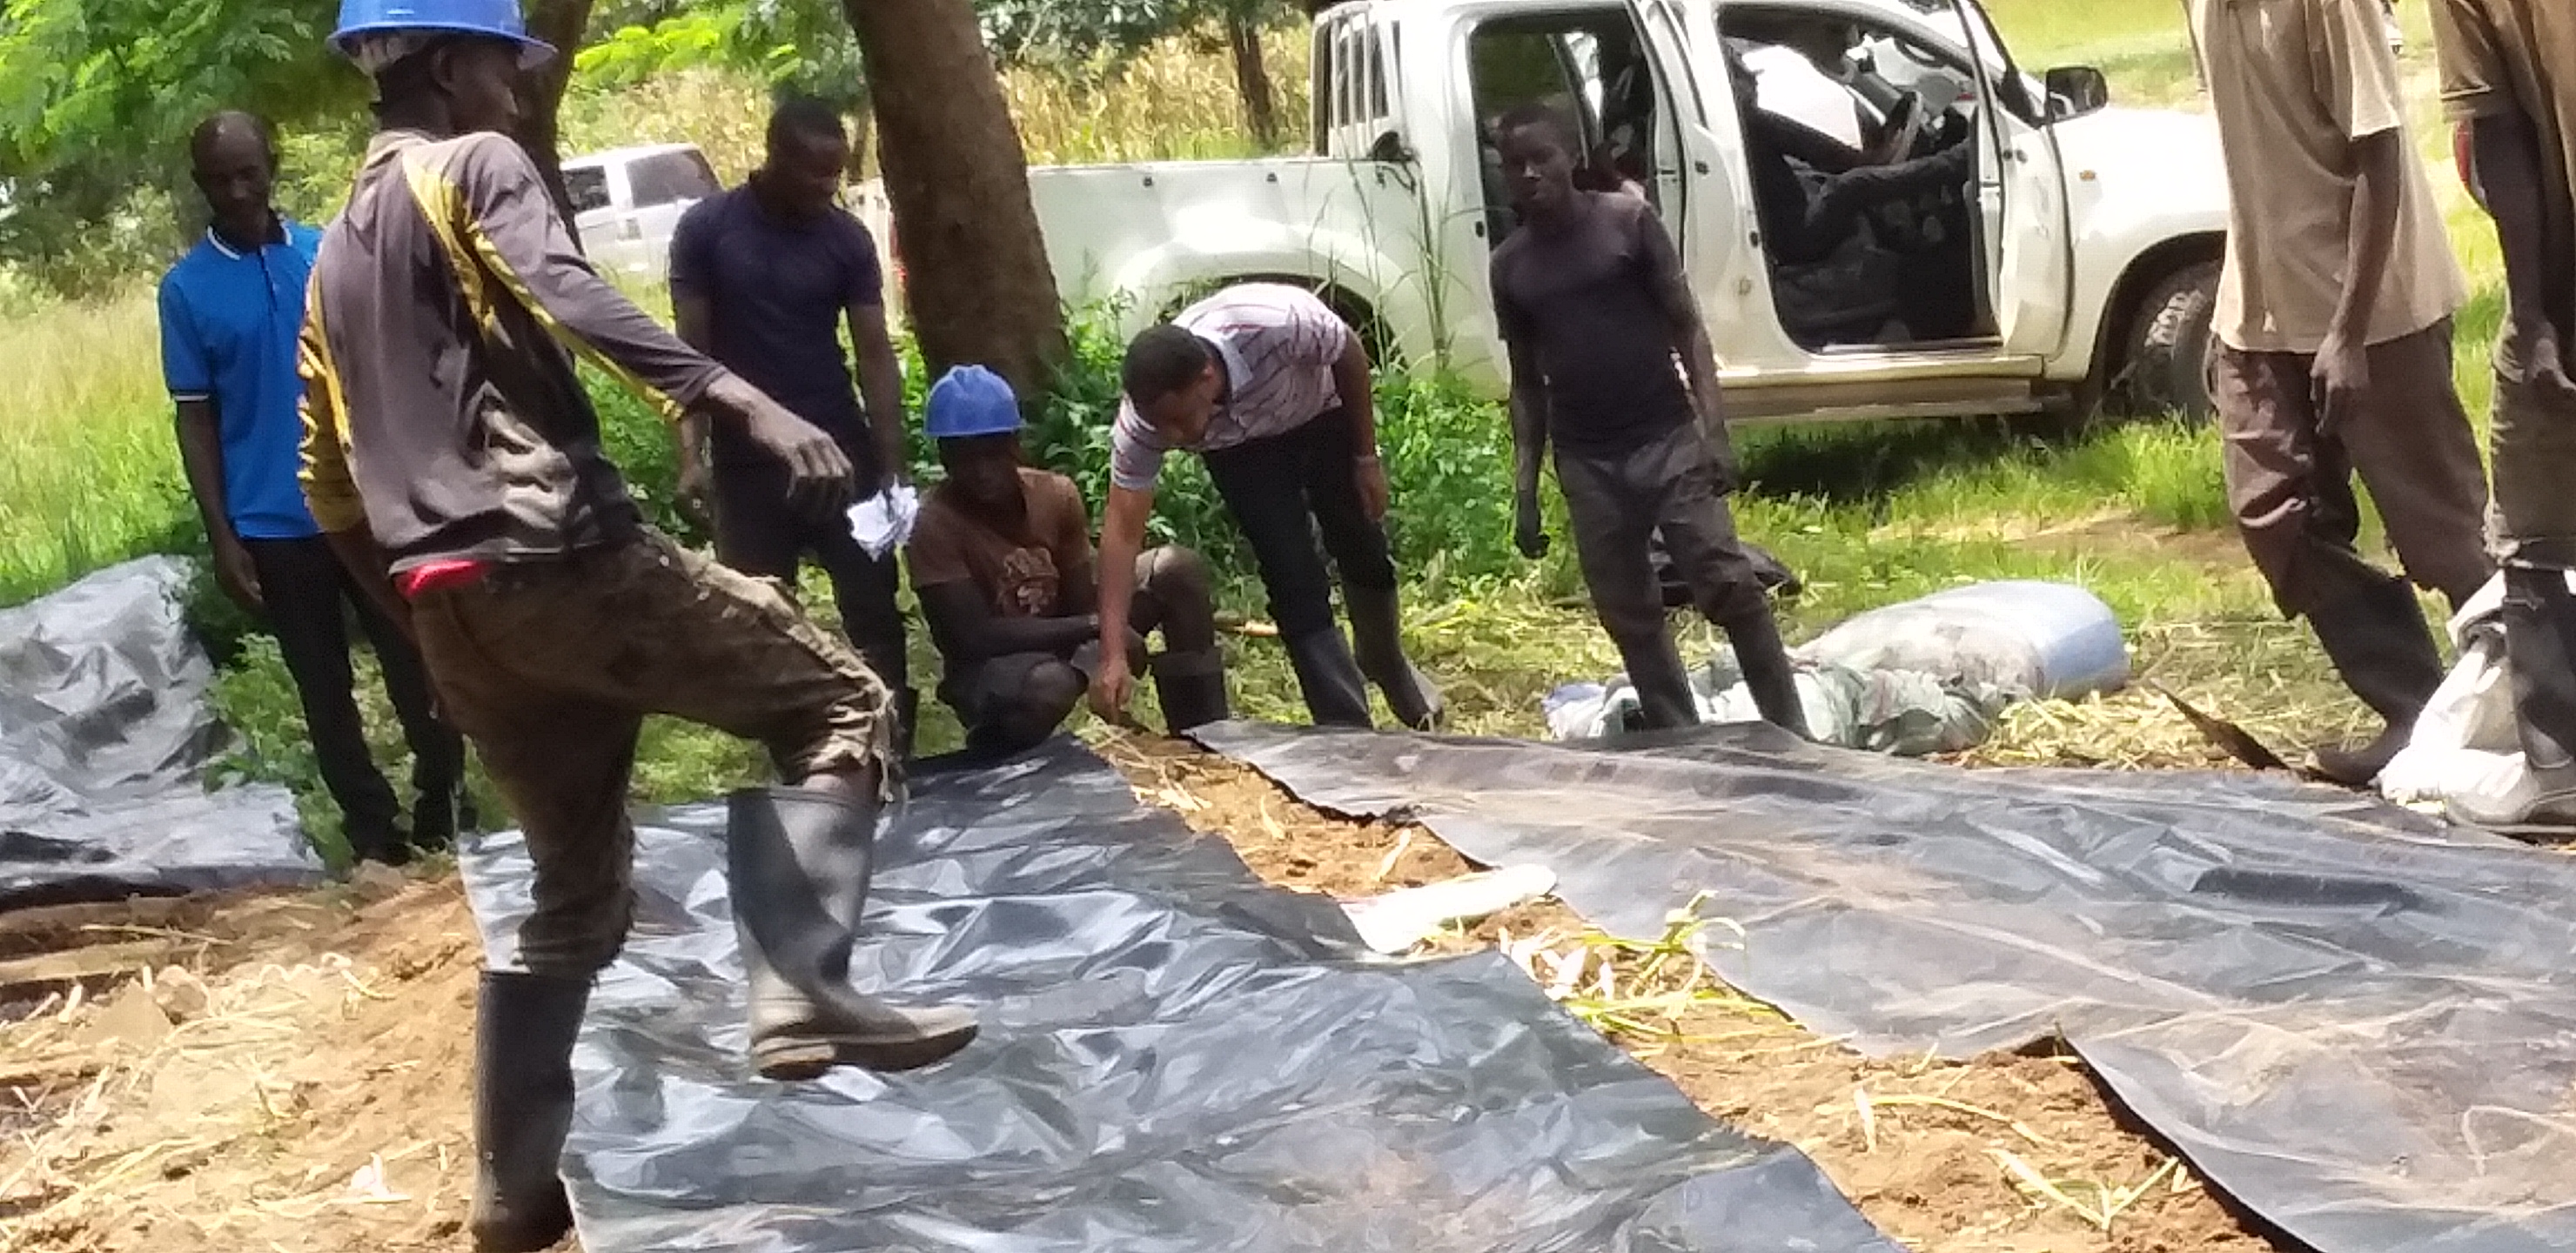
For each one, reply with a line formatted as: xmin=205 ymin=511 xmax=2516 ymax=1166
xmin=158 ymin=220 xmax=325 ymax=540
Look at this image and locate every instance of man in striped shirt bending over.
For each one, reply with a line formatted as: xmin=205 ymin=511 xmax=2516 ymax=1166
xmin=1095 ymin=285 xmax=1443 ymax=730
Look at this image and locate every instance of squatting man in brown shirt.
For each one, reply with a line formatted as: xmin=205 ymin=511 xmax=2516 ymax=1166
xmin=299 ymin=7 xmax=976 ymax=1251
xmin=2185 ymin=0 xmax=2494 ymax=787
xmin=1489 ymin=104 xmax=1808 ymax=737
xmin=907 ymin=365 xmax=1230 ymax=754
xmin=2432 ymin=0 xmax=2576 ymax=830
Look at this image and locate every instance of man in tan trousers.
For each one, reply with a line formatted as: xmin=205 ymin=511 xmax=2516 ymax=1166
xmin=2432 ymin=0 xmax=2576 ymax=830
xmin=2186 ymin=0 xmax=2495 ymax=786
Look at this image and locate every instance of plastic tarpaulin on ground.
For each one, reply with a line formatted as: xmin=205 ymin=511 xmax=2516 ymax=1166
xmin=0 ymin=558 xmax=313 ymax=911
xmin=456 ymin=740 xmax=1903 ymax=1253
xmin=1198 ymin=721 xmax=2576 ymax=1253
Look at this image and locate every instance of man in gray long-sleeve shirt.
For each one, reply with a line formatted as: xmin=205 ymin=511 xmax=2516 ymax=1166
xmin=300 ymin=10 xmax=976 ymax=1251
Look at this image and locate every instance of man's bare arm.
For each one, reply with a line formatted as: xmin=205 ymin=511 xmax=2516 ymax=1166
xmin=175 ymin=399 xmax=263 ymax=612
xmin=2469 ymin=112 xmax=2564 ymax=362
xmin=1640 ymin=205 xmax=1738 ymax=482
xmin=1506 ymin=338 xmax=1553 ymax=560
xmin=2331 ymin=128 xmax=2405 ymax=354
xmin=669 ymin=291 xmax=717 ymax=505
xmin=919 ymin=581 xmax=1097 ymax=664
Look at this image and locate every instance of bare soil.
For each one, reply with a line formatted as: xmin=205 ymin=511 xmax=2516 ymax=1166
xmin=0 ymin=736 xmax=2287 ymax=1253
xmin=0 ymin=878 xmax=495 ymax=1252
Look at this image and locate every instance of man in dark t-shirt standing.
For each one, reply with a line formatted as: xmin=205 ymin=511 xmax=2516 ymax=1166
xmin=1490 ymin=104 xmax=1807 ymax=736
xmin=672 ymin=97 xmax=918 ymax=750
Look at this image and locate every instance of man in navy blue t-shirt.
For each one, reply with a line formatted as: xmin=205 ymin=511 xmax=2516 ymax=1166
xmin=158 ymin=111 xmax=465 ymax=866
xmin=670 ymin=98 xmax=918 ymax=752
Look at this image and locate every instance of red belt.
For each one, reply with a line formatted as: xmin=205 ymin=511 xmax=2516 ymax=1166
xmin=398 ymin=559 xmax=492 ymax=600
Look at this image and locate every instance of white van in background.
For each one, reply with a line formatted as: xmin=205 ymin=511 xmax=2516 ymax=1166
xmin=563 ymin=144 xmax=722 ymax=285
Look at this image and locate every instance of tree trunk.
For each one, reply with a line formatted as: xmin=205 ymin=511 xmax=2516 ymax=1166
xmin=516 ymin=0 xmax=594 ymax=238
xmin=1224 ymin=14 xmax=1279 ymax=151
xmin=842 ymin=0 xmax=1067 ymax=402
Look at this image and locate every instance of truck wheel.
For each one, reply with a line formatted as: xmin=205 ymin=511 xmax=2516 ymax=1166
xmin=2120 ymin=260 xmax=2219 ymax=421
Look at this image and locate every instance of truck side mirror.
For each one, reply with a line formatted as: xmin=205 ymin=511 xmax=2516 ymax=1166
xmin=1367 ymin=130 xmax=1413 ymax=164
xmin=2043 ymin=66 xmax=2110 ymax=121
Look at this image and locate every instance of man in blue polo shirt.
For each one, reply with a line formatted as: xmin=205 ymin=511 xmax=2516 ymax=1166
xmin=159 ymin=111 xmax=465 ymax=867
xmin=670 ymin=97 xmax=920 ymax=753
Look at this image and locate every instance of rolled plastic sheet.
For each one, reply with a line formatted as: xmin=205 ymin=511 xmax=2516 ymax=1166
xmin=457 ymin=740 xmax=1904 ymax=1253
xmin=0 ymin=558 xmax=314 ymax=911
xmin=1199 ymin=720 xmax=2576 ymax=1253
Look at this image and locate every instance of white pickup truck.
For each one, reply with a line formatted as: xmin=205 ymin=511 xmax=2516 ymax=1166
xmin=979 ymin=0 xmax=2230 ymax=423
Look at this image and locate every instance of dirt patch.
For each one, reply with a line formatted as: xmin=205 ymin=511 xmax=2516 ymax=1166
xmin=0 ymin=878 xmax=500 ymax=1253
xmin=1101 ymin=734 xmax=2281 ymax=1253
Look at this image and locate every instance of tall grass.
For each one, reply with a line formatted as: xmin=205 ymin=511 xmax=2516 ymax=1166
xmin=1005 ymin=29 xmax=1312 ymax=166
xmin=560 ymin=28 xmax=1314 ymax=182
xmin=0 ymin=292 xmax=191 ymax=606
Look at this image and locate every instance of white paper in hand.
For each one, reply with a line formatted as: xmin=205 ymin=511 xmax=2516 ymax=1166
xmin=846 ymin=484 xmax=920 ymax=559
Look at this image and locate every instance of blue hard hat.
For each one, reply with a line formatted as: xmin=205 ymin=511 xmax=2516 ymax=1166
xmin=332 ymin=0 xmax=558 ymax=68
xmin=926 ymin=366 xmax=1025 ymax=440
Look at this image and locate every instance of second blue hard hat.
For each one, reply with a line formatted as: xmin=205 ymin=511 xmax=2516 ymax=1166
xmin=332 ymin=0 xmax=558 ymax=68
xmin=926 ymin=365 xmax=1025 ymax=440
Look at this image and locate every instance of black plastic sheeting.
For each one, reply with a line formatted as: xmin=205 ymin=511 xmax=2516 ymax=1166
xmin=0 ymin=558 xmax=314 ymax=911
xmin=1199 ymin=721 xmax=2576 ymax=1253
xmin=457 ymin=740 xmax=1905 ymax=1253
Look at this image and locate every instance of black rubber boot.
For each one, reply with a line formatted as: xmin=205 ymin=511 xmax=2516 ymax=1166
xmin=1345 ymin=586 xmax=1446 ymax=731
xmin=1721 ymin=606 xmax=1811 ymax=739
xmin=1151 ymin=647 xmax=1231 ymax=734
xmin=2452 ymin=567 xmax=2576 ymax=832
xmin=346 ymin=821 xmax=414 ymax=870
xmin=1284 ymin=627 xmax=1375 ymax=727
xmin=1615 ymin=630 xmax=1703 ymax=733
xmin=469 ymin=971 xmax=588 ymax=1253
xmin=412 ymin=781 xmax=478 ymax=855
xmin=2307 ymin=577 xmax=2448 ymax=787
xmin=892 ymin=688 xmax=922 ymax=761
xmin=728 ymin=787 xmax=978 ymax=1080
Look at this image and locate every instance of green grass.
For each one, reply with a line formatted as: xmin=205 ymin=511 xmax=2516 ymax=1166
xmin=0 ymin=292 xmax=193 ymax=607
xmin=0 ymin=9 xmax=2521 ymax=850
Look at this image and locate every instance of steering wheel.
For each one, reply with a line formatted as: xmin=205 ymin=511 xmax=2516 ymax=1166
xmin=1869 ymin=90 xmax=1930 ymax=165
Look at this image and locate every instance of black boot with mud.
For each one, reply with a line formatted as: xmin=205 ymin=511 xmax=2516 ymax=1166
xmin=728 ymin=787 xmax=980 ymax=1079
xmin=470 ymin=971 xmax=588 ymax=1253
xmin=2307 ymin=578 xmax=2446 ymax=787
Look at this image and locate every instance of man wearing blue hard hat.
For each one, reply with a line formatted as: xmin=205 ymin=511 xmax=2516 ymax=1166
xmin=301 ymin=4 xmax=977 ymax=1250
xmin=910 ymin=365 xmax=1230 ymax=754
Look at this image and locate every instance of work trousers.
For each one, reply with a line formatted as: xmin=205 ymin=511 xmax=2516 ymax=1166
xmin=241 ymin=536 xmax=462 ymax=850
xmin=714 ymin=462 xmax=910 ymax=708
xmin=948 ymin=547 xmax=1218 ymax=750
xmin=2488 ymin=323 xmax=2576 ymax=572
xmin=1556 ymin=421 xmax=1771 ymax=722
xmin=2210 ymin=318 xmax=2492 ymax=617
xmin=412 ymin=531 xmax=893 ymax=979
xmin=1201 ymin=406 xmax=1400 ymax=642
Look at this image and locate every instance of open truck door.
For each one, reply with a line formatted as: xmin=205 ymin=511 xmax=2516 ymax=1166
xmin=1952 ymin=0 xmax=2073 ymax=358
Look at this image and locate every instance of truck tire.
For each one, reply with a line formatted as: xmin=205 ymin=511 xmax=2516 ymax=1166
xmin=2120 ymin=260 xmax=2219 ymax=421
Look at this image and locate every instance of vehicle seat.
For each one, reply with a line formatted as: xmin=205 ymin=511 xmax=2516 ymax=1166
xmin=1774 ymin=231 xmax=1907 ymax=349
